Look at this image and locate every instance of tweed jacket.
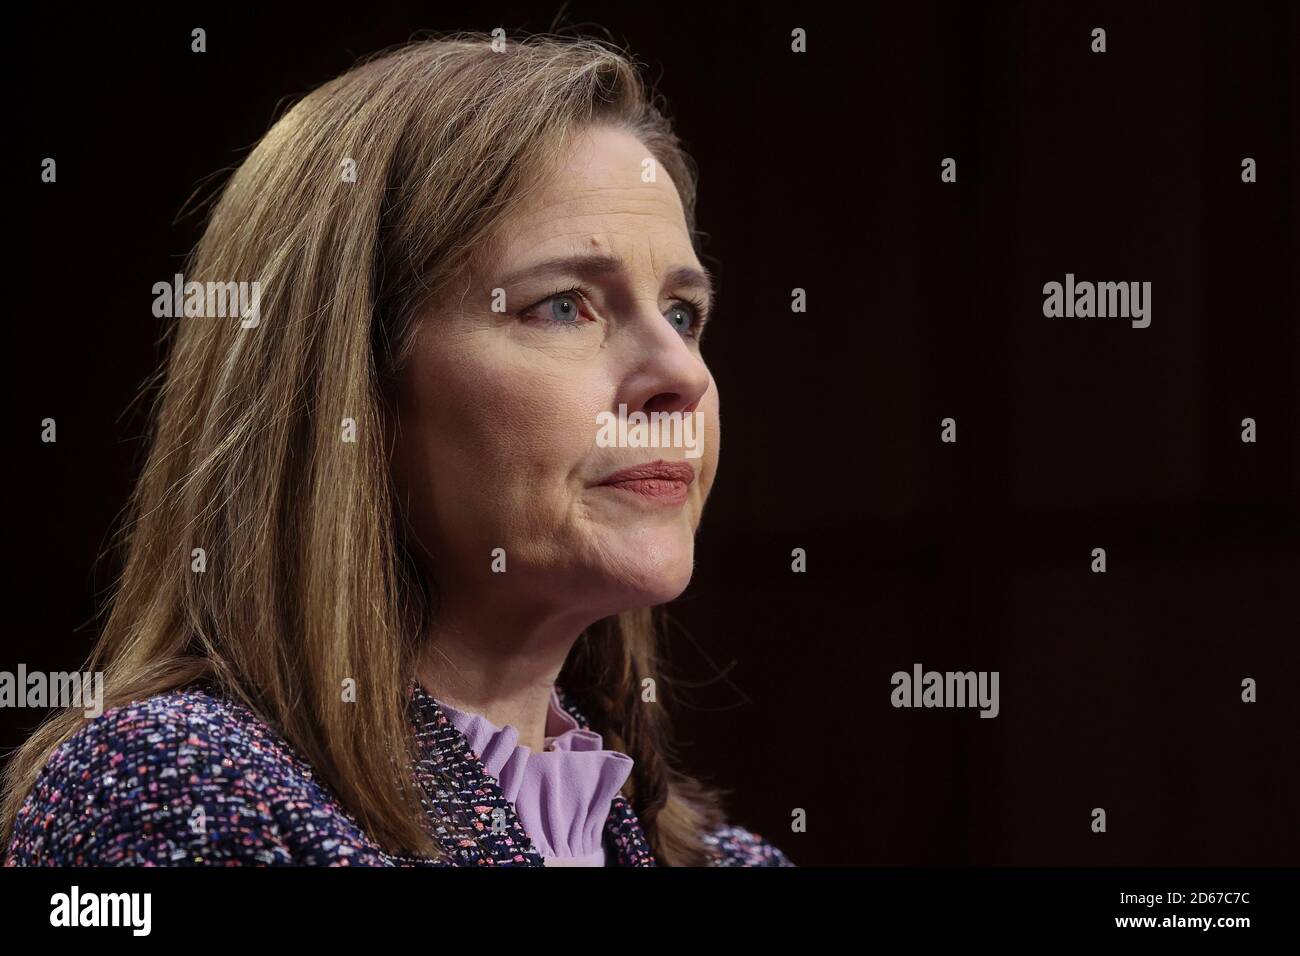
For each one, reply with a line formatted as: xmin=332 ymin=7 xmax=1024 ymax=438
xmin=4 ymin=681 xmax=793 ymax=867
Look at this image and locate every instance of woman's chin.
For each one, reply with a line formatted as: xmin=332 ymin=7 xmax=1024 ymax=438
xmin=593 ymin=548 xmax=697 ymax=610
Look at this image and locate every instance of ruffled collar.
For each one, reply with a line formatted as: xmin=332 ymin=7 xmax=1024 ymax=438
xmin=429 ymin=686 xmax=634 ymax=865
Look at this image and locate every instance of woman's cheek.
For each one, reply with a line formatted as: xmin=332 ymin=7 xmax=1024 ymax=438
xmin=702 ymin=390 xmax=721 ymax=495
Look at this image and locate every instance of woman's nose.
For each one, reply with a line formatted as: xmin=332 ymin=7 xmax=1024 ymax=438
xmin=615 ymin=307 xmax=712 ymax=416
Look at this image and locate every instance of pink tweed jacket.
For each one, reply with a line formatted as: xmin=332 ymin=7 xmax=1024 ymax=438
xmin=5 ymin=680 xmax=794 ymax=867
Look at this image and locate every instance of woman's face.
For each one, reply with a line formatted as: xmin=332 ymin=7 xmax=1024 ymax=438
xmin=394 ymin=125 xmax=720 ymax=631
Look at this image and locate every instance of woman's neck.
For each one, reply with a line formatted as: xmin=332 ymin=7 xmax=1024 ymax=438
xmin=416 ymin=608 xmax=587 ymax=753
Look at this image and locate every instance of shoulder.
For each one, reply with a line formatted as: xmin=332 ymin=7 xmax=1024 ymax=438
xmin=5 ymin=687 xmax=314 ymax=866
xmin=702 ymin=823 xmax=796 ymax=867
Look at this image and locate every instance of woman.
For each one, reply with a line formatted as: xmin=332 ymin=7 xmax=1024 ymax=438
xmin=2 ymin=33 xmax=792 ymax=867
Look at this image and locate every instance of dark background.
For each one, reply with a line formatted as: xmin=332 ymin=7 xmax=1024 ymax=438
xmin=12 ymin=1 xmax=1298 ymax=866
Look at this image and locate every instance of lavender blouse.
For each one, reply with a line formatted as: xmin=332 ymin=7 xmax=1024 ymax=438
xmin=434 ymin=688 xmax=634 ymax=866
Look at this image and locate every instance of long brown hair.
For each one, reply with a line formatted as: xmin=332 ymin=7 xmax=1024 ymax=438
xmin=2 ymin=32 xmax=727 ymax=865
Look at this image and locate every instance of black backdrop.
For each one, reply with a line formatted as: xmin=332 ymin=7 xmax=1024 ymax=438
xmin=12 ymin=1 xmax=1298 ymax=866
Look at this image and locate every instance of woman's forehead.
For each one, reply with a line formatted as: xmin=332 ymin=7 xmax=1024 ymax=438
xmin=490 ymin=131 xmax=692 ymax=270
xmin=514 ymin=129 xmax=683 ymax=225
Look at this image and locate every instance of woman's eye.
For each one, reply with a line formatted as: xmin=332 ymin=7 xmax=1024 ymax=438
xmin=522 ymin=291 xmax=704 ymax=336
xmin=547 ymin=294 xmax=582 ymax=323
xmin=665 ymin=302 xmax=698 ymax=336
xmin=521 ymin=291 xmax=588 ymax=328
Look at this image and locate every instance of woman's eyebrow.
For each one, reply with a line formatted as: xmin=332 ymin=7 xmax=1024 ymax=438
xmin=499 ymin=253 xmax=623 ymax=287
xmin=664 ymin=264 xmax=715 ymax=310
xmin=498 ymin=253 xmax=714 ymax=308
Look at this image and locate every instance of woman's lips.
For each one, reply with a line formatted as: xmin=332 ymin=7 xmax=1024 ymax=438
xmin=596 ymin=460 xmax=694 ymax=504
